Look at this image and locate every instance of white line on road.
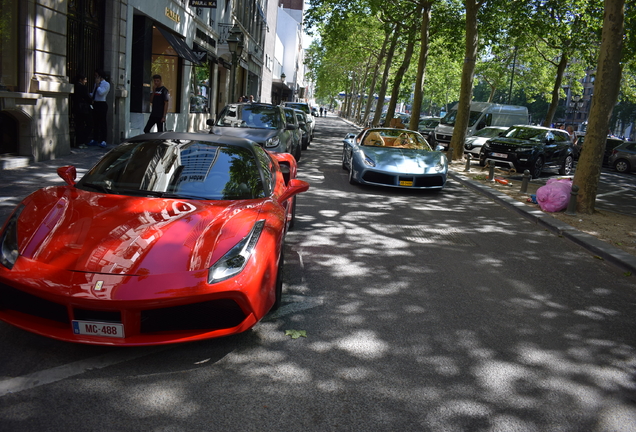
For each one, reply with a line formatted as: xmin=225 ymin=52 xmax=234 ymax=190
xmin=0 ymin=295 xmax=323 ymax=397
xmin=0 ymin=346 xmax=169 ymax=397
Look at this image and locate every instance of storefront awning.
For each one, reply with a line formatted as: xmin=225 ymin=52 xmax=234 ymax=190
xmin=157 ymin=27 xmax=203 ymax=66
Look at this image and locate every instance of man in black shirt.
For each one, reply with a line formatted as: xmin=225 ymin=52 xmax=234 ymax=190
xmin=144 ymin=75 xmax=170 ymax=133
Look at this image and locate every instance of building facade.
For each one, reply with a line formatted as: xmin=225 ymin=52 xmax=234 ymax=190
xmin=0 ymin=0 xmax=308 ymax=169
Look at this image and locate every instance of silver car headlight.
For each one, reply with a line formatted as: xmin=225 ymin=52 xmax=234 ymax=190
xmin=363 ymin=153 xmax=376 ymax=167
xmin=265 ymin=136 xmax=280 ymax=148
xmin=434 ymin=160 xmax=446 ymax=172
xmin=208 ymin=220 xmax=265 ymax=283
xmin=0 ymin=205 xmax=24 ymax=270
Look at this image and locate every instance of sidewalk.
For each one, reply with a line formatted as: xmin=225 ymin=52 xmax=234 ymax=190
xmin=336 ymin=115 xmax=636 ymax=275
xmin=0 ymin=146 xmax=107 ymax=223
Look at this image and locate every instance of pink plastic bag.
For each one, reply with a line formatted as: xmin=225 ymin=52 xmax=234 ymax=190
xmin=536 ymin=178 xmax=572 ymax=212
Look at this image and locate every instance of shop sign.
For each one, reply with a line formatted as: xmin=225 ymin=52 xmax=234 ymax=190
xmin=165 ymin=8 xmax=181 ymax=23
xmin=189 ymin=0 xmax=217 ymax=7
xmin=193 ymin=43 xmax=208 ymax=63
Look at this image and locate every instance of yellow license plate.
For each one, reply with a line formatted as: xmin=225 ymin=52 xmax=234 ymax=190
xmin=400 ymin=180 xmax=413 ymax=186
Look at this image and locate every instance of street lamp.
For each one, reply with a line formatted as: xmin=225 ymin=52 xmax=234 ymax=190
xmin=569 ymin=95 xmax=584 ymax=127
xmin=227 ymin=26 xmax=244 ymax=103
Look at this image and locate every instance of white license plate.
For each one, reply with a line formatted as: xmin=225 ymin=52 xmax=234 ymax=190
xmin=72 ymin=320 xmax=125 ymax=338
xmin=492 ymin=152 xmax=508 ymax=158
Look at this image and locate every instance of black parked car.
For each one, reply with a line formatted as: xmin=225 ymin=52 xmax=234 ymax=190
xmin=282 ymin=107 xmax=303 ymax=161
xmin=480 ymin=125 xmax=574 ymax=178
xmin=282 ymin=102 xmax=315 ymax=138
xmin=208 ymin=103 xmax=301 ymax=161
xmin=576 ymin=135 xmax=624 ymax=165
xmin=294 ymin=109 xmax=311 ymax=150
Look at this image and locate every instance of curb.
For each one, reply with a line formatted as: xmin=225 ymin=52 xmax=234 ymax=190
xmin=449 ymin=169 xmax=636 ymax=274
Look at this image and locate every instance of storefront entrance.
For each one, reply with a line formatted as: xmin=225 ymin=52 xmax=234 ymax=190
xmin=67 ymin=0 xmax=105 ymax=147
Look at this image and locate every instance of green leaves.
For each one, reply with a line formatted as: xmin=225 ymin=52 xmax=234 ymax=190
xmin=285 ymin=329 xmax=307 ymax=339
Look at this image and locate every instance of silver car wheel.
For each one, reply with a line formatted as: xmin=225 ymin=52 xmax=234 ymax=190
xmin=614 ymin=159 xmax=630 ymax=173
xmin=559 ymin=155 xmax=573 ymax=175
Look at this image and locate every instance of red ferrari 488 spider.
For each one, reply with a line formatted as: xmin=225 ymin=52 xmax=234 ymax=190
xmin=0 ymin=132 xmax=309 ymax=345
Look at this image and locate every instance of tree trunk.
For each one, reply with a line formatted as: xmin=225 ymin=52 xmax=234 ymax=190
xmin=409 ymin=2 xmax=432 ymax=131
xmin=386 ymin=27 xmax=417 ymax=127
xmin=345 ymin=74 xmax=356 ymax=118
xmin=363 ymin=31 xmax=390 ymax=127
xmin=372 ymin=28 xmax=399 ymax=127
xmin=542 ymin=53 xmax=568 ymax=127
xmin=355 ymin=65 xmax=371 ymax=123
xmin=449 ymin=0 xmax=480 ymax=161
xmin=573 ymin=0 xmax=624 ymax=214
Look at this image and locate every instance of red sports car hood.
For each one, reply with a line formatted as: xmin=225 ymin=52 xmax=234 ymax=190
xmin=16 ymin=187 xmax=265 ymax=275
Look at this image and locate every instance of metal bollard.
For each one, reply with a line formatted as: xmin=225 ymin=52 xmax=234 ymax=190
xmin=448 ymin=147 xmax=453 ymax=162
xmin=464 ymin=153 xmax=472 ymax=172
xmin=520 ymin=170 xmax=531 ymax=193
xmin=565 ymin=184 xmax=579 ymax=215
xmin=487 ymin=160 xmax=495 ymax=181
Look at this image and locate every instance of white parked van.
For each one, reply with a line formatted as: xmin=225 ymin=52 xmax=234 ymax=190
xmin=433 ymin=102 xmax=529 ymax=149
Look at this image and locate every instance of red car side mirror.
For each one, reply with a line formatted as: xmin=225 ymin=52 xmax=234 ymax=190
xmin=57 ymin=165 xmax=77 ymax=185
xmin=278 ymin=179 xmax=310 ymax=203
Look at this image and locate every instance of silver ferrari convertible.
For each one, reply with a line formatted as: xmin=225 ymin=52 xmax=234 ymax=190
xmin=342 ymin=128 xmax=448 ymax=190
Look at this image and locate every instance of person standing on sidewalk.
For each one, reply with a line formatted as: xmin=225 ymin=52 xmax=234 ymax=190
xmin=72 ymin=74 xmax=92 ymax=148
xmin=144 ymin=75 xmax=170 ymax=133
xmin=88 ymin=69 xmax=110 ymax=148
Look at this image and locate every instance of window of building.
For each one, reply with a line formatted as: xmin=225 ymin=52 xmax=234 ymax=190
xmin=190 ymin=64 xmax=210 ymax=113
xmin=151 ymin=27 xmax=181 ymax=113
xmin=0 ymin=0 xmax=19 ymax=91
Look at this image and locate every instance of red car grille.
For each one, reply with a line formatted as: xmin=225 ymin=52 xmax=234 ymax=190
xmin=0 ymin=283 xmax=69 ymax=323
xmin=140 ymin=299 xmax=247 ymax=333
xmin=0 ymin=282 xmax=248 ymax=335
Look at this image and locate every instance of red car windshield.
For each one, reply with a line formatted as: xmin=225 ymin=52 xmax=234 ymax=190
xmin=77 ymin=140 xmax=266 ymax=200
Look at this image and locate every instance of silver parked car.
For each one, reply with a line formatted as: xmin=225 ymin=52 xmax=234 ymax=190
xmin=463 ymin=126 xmax=509 ymax=161
xmin=608 ymin=141 xmax=636 ymax=173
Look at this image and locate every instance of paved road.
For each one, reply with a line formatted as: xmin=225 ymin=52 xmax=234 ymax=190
xmin=1 ymin=116 xmax=635 ymax=431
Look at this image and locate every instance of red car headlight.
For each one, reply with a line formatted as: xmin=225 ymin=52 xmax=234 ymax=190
xmin=208 ymin=220 xmax=265 ymax=283
xmin=0 ymin=204 xmax=24 ymax=270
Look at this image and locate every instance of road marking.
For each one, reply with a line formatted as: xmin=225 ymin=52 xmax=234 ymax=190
xmin=0 ymin=346 xmax=169 ymax=397
xmin=596 ymin=188 xmax=634 ymax=198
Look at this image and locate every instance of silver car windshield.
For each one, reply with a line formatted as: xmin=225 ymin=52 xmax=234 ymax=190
xmin=361 ymin=129 xmax=432 ymax=150
xmin=217 ymin=105 xmax=280 ymax=129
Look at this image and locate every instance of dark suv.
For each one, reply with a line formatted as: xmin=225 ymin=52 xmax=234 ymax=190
xmin=480 ymin=125 xmax=574 ymax=178
xmin=208 ymin=103 xmax=301 ymax=161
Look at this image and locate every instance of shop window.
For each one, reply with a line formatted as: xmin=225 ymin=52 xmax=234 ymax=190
xmin=190 ymin=64 xmax=210 ymax=113
xmin=151 ymin=27 xmax=181 ymax=113
xmin=0 ymin=0 xmax=19 ymax=91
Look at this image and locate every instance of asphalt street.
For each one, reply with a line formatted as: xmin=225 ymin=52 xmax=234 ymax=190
xmin=0 ymin=115 xmax=635 ymax=431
